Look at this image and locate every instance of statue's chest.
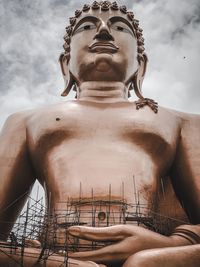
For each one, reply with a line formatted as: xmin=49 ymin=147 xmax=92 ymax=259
xmin=56 ymin=107 xmax=178 ymax=147
xmin=28 ymin=105 xmax=180 ymax=159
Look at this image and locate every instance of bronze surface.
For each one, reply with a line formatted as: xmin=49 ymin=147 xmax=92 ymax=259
xmin=0 ymin=1 xmax=200 ymax=266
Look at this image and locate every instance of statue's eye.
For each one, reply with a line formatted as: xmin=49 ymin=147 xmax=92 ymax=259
xmin=74 ymin=22 xmax=96 ymax=34
xmin=111 ymin=22 xmax=133 ymax=35
xmin=116 ymin=26 xmax=124 ymax=31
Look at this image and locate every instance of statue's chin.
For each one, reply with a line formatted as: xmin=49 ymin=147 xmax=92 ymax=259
xmin=73 ymin=53 xmax=125 ymax=82
xmin=94 ymin=54 xmax=113 ymax=72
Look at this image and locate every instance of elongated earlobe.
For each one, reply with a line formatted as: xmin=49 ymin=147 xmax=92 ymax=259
xmin=129 ymin=54 xmax=158 ymax=113
xmin=61 ymin=72 xmax=75 ymax=97
xmin=132 ymin=53 xmax=148 ymax=100
xmin=59 ymin=53 xmax=76 ymax=97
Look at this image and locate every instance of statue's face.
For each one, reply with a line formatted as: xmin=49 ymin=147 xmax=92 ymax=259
xmin=68 ymin=8 xmax=138 ymax=85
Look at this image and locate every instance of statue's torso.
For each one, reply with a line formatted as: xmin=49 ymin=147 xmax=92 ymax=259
xmin=26 ymin=100 xmax=188 ymax=240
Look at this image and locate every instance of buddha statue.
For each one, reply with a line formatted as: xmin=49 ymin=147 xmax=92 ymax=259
xmin=0 ymin=1 xmax=200 ymax=267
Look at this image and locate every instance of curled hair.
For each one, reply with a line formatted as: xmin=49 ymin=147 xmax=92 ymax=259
xmin=60 ymin=1 xmax=146 ymax=65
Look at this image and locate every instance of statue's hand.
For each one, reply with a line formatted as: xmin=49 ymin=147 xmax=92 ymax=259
xmin=67 ymin=225 xmax=181 ymax=265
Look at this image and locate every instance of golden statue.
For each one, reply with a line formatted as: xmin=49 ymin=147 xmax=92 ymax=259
xmin=0 ymin=1 xmax=200 ymax=266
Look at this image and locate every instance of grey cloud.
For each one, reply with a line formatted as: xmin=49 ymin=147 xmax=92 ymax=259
xmin=0 ymin=0 xmax=200 ymax=124
xmin=129 ymin=0 xmax=200 ymax=113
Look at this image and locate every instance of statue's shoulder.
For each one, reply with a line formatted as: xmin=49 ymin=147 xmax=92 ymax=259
xmin=159 ymin=106 xmax=200 ymax=128
xmin=166 ymin=108 xmax=200 ymax=121
xmin=9 ymin=100 xmax=78 ymax=121
xmin=1 ymin=110 xmax=34 ymax=138
xmin=4 ymin=109 xmax=33 ymax=127
xmin=158 ymin=105 xmax=198 ymax=117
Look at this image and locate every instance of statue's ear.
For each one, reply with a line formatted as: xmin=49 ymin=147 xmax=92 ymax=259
xmin=59 ymin=53 xmax=75 ymax=97
xmin=131 ymin=53 xmax=148 ymax=99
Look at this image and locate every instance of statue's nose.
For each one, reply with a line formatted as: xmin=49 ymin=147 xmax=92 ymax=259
xmin=94 ymin=21 xmax=114 ymax=41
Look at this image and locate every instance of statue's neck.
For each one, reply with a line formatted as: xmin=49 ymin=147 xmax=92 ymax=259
xmin=77 ymin=81 xmax=129 ymax=103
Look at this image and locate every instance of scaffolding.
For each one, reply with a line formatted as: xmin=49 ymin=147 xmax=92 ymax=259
xmin=0 ymin=182 xmax=189 ymax=266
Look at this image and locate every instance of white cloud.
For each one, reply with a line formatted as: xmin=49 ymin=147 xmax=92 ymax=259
xmin=131 ymin=0 xmax=200 ymax=112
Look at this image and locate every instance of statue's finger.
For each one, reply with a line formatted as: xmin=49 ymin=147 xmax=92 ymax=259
xmin=47 ymin=255 xmax=101 ymax=267
xmin=68 ymin=225 xmax=133 ymax=241
xmin=68 ymin=240 xmax=129 ymax=263
xmin=68 ymin=259 xmax=101 ymax=267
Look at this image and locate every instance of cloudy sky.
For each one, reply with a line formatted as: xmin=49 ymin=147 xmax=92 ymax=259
xmin=0 ymin=0 xmax=200 ymax=198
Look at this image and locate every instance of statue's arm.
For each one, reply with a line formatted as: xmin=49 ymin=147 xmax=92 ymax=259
xmin=0 ymin=112 xmax=36 ymax=240
xmin=170 ymin=113 xmax=200 ymax=242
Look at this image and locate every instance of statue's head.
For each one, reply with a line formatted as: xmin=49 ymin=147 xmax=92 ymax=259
xmin=59 ymin=1 xmax=147 ymax=99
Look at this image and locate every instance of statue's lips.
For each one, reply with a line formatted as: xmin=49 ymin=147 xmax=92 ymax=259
xmin=89 ymin=42 xmax=119 ymax=53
